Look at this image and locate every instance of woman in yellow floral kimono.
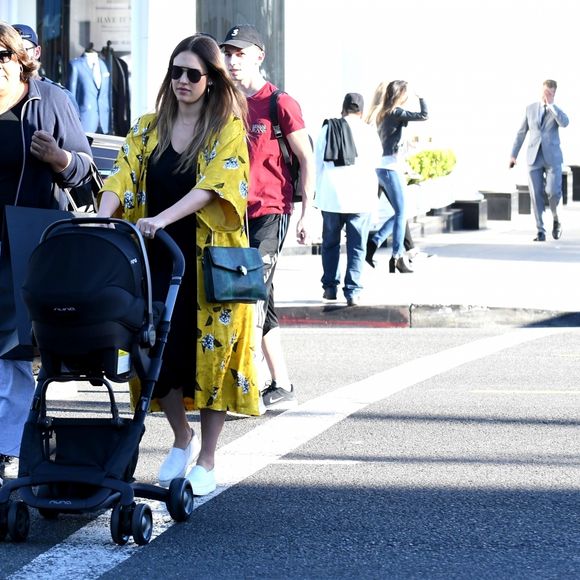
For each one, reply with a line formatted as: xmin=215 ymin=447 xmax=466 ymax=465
xmin=97 ymin=34 xmax=259 ymax=496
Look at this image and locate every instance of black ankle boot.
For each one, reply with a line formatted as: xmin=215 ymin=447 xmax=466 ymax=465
xmin=395 ymin=256 xmax=413 ymax=273
xmin=366 ymin=239 xmax=377 ymax=268
xmin=389 ymin=255 xmax=413 ymax=273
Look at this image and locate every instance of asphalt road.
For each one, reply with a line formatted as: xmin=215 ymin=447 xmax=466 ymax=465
xmin=2 ymin=327 xmax=580 ymax=579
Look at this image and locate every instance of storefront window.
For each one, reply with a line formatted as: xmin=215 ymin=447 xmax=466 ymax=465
xmin=197 ymin=0 xmax=285 ymax=89
xmin=38 ymin=0 xmax=132 ymax=136
xmin=69 ymin=0 xmax=131 ymax=57
xmin=37 ymin=0 xmax=70 ymax=85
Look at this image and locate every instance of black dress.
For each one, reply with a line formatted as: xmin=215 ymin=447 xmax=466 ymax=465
xmin=146 ymin=144 xmax=197 ymax=399
xmin=0 ymin=100 xmax=24 ymax=208
xmin=0 ymin=100 xmax=29 ymax=360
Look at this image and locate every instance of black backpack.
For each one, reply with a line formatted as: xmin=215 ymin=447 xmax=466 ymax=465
xmin=269 ymin=89 xmax=313 ymax=203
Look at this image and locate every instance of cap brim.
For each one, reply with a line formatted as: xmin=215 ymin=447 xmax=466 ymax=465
xmin=220 ymin=40 xmax=261 ymax=50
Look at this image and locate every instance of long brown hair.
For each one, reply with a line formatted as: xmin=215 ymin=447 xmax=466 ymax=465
xmin=364 ymin=80 xmax=388 ymax=126
xmin=151 ymin=33 xmax=248 ymax=173
xmin=375 ymin=80 xmax=408 ymax=126
xmin=0 ymin=22 xmax=39 ymax=82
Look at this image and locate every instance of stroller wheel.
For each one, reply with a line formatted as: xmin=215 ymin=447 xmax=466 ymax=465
xmin=131 ymin=503 xmax=153 ymax=546
xmin=110 ymin=504 xmax=131 ymax=546
xmin=167 ymin=478 xmax=194 ymax=522
xmin=7 ymin=501 xmax=30 ymax=542
xmin=0 ymin=503 xmax=8 ymax=541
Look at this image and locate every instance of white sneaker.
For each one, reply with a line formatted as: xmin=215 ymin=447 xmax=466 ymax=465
xmin=186 ymin=465 xmax=216 ymax=496
xmin=158 ymin=431 xmax=201 ymax=487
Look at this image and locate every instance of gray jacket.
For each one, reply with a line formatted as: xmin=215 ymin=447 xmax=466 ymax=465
xmin=0 ymin=77 xmax=92 ymax=360
xmin=511 ymin=102 xmax=569 ymax=166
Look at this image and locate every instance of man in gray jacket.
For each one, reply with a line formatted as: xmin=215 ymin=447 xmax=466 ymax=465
xmin=510 ymin=79 xmax=569 ymax=241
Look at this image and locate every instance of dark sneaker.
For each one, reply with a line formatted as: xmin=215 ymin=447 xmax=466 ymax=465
xmin=262 ymin=381 xmax=298 ymax=410
xmin=552 ymin=221 xmax=562 ymax=240
xmin=533 ymin=232 xmax=546 ymax=242
xmin=346 ymin=295 xmax=360 ymax=307
xmin=322 ymin=288 xmax=337 ymax=301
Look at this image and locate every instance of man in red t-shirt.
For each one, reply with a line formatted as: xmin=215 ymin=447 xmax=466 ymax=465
xmin=221 ymin=25 xmax=315 ymax=411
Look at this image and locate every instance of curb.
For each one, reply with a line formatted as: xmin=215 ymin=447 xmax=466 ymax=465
xmin=278 ymin=304 xmax=580 ymax=329
xmin=278 ymin=304 xmax=410 ymax=328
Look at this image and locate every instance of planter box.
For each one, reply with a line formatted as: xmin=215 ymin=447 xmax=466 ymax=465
xmin=451 ymin=199 xmax=487 ymax=230
xmin=478 ymin=190 xmax=518 ymax=220
xmin=568 ymin=165 xmax=580 ymax=201
xmin=562 ymin=168 xmax=571 ymax=205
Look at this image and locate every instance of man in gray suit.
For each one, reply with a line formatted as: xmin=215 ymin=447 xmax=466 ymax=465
xmin=510 ymin=79 xmax=569 ymax=241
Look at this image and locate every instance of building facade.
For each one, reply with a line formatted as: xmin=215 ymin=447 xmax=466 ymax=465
xmin=1 ymin=0 xmax=293 ymax=137
xmin=3 ymin=0 xmax=579 ymax=188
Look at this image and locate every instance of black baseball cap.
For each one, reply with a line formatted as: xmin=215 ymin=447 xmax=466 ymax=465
xmin=13 ymin=24 xmax=39 ymax=47
xmin=342 ymin=93 xmax=364 ymax=113
xmin=221 ymin=25 xmax=265 ymax=51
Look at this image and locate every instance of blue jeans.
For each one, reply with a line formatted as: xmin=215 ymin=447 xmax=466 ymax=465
xmin=321 ymin=211 xmax=371 ymax=299
xmin=373 ymin=168 xmax=406 ymax=256
xmin=0 ymin=359 xmax=35 ymax=457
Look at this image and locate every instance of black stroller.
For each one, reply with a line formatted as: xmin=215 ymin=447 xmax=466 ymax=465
xmin=0 ymin=217 xmax=193 ymax=545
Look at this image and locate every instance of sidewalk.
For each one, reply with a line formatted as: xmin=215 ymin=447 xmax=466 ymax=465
xmin=274 ymin=204 xmax=580 ymax=328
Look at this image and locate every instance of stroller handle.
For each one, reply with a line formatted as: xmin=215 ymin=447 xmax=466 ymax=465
xmin=154 ymin=229 xmax=185 ymax=279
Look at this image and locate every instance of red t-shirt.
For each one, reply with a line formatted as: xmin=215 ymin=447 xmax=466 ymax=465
xmin=247 ymin=82 xmax=306 ymax=218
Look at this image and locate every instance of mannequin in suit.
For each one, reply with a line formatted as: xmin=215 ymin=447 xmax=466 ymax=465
xmin=66 ymin=47 xmax=111 ymax=134
xmin=510 ymin=79 xmax=569 ymax=241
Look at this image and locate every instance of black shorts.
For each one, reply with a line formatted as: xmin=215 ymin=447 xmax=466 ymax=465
xmin=248 ymin=213 xmax=290 ymax=335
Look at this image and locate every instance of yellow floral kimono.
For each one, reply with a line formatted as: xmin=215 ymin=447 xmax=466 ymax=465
xmin=101 ymin=113 xmax=260 ymax=415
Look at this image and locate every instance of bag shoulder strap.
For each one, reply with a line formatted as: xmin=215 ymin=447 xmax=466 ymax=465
xmin=269 ymin=90 xmax=293 ymax=169
xmin=62 ymin=151 xmax=104 ymax=213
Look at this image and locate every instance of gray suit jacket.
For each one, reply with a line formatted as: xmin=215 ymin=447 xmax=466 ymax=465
xmin=511 ymin=101 xmax=569 ymax=167
xmin=66 ymin=55 xmax=111 ymax=134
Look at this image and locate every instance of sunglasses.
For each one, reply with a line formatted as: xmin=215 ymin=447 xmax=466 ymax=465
xmin=170 ymin=65 xmax=207 ymax=84
xmin=0 ymin=50 xmax=14 ymax=64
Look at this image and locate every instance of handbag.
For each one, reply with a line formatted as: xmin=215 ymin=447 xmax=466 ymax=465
xmin=202 ymin=244 xmax=268 ymax=304
xmin=62 ymin=154 xmax=104 ymax=213
xmin=202 ymin=210 xmax=267 ymax=304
